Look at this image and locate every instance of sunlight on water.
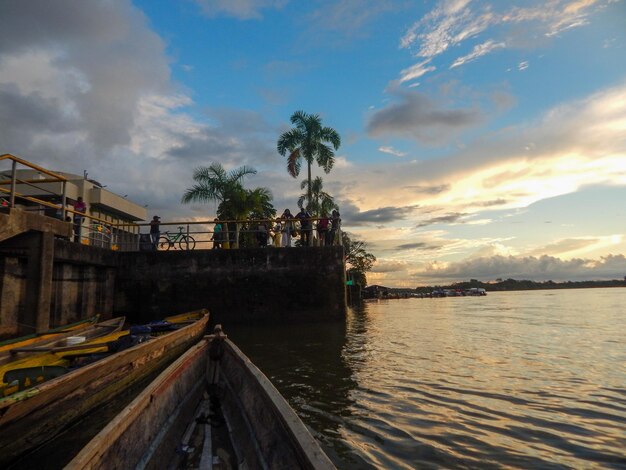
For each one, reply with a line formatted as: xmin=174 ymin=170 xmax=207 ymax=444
xmin=230 ymin=288 xmax=626 ymax=469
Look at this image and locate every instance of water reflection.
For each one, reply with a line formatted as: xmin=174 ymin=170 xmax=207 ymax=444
xmin=231 ymin=289 xmax=626 ymax=469
xmin=228 ymin=318 xmax=366 ymax=466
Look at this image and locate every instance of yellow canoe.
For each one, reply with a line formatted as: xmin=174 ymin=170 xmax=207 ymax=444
xmin=0 ymin=309 xmax=209 ymax=468
xmin=0 ymin=315 xmax=100 ymax=354
xmin=0 ymin=311 xmax=204 ymax=397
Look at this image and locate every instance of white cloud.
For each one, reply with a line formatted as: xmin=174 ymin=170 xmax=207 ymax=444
xmin=518 ymin=60 xmax=529 ymax=71
xmin=378 ymin=146 xmax=407 ymax=157
xmin=193 ymin=0 xmax=288 ymax=20
xmin=450 ymin=40 xmax=506 ymax=68
xmin=397 ymin=60 xmax=436 ymax=83
xmin=400 ymin=0 xmax=613 ymax=69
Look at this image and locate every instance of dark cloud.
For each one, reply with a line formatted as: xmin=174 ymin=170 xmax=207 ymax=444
xmin=395 ymin=242 xmax=440 ymax=251
xmin=404 ymin=183 xmax=450 ymax=195
xmin=0 ymin=84 xmax=79 ymax=134
xmin=479 ymin=199 xmax=508 ymax=207
xmin=367 ymin=90 xmax=483 ymax=144
xmin=416 ymin=212 xmax=467 ymax=228
xmin=343 ymin=204 xmax=419 ymax=226
xmin=0 ymin=0 xmax=170 ymax=153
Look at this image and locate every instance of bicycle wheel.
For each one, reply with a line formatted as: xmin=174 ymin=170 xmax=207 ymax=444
xmin=158 ymin=236 xmax=171 ymax=251
xmin=179 ymin=235 xmax=196 ymax=250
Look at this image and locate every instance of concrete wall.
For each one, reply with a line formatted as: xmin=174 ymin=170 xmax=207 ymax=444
xmin=114 ymin=246 xmax=347 ymax=325
xmin=0 ymin=240 xmax=346 ymax=336
xmin=0 ymin=239 xmax=117 ymax=336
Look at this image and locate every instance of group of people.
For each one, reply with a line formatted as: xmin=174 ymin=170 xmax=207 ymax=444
xmin=209 ymin=208 xmax=341 ymax=249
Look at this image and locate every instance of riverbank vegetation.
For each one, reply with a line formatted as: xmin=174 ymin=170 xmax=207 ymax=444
xmin=415 ymin=278 xmax=626 ymax=293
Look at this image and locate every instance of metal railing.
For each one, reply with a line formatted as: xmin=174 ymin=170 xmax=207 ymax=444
xmin=0 ymin=153 xmax=68 ymax=218
xmin=115 ymin=217 xmax=343 ymax=252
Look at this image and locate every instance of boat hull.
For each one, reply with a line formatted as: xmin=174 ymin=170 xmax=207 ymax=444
xmin=67 ymin=333 xmax=334 ymax=470
xmin=0 ymin=310 xmax=209 ymax=467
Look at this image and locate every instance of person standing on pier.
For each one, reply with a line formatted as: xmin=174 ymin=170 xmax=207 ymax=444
xmin=73 ymin=196 xmax=87 ymax=243
xmin=296 ymin=207 xmax=312 ymax=246
xmin=211 ymin=218 xmax=223 ymax=249
xmin=280 ymin=209 xmax=294 ymax=247
xmin=149 ymin=215 xmax=160 ymax=251
xmin=329 ymin=209 xmax=341 ymax=246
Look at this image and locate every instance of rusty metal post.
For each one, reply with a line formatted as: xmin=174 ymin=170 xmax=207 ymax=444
xmin=61 ymin=180 xmax=67 ymax=219
xmin=9 ymin=159 xmax=17 ymax=207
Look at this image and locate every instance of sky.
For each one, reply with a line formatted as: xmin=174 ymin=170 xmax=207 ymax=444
xmin=1 ymin=0 xmax=625 ymax=286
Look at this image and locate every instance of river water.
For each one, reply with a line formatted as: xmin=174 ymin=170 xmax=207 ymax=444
xmin=230 ymin=288 xmax=626 ymax=469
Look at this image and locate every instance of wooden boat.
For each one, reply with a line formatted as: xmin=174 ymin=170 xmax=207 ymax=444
xmin=67 ymin=325 xmax=335 ymax=470
xmin=0 ymin=314 xmax=100 ymax=356
xmin=0 ymin=316 xmax=124 ymax=366
xmin=0 ymin=309 xmax=209 ymax=467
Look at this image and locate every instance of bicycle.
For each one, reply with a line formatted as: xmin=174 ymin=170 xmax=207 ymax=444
xmin=158 ymin=226 xmax=196 ymax=251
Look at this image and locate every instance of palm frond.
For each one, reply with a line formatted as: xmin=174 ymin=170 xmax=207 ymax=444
xmin=321 ymin=127 xmax=341 ymax=150
xmin=287 ymin=149 xmax=301 ymax=178
xmin=315 ymin=143 xmax=335 ymax=173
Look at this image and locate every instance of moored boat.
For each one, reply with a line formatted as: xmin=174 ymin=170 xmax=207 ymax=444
xmin=0 ymin=316 xmax=124 ymax=366
xmin=0 ymin=314 xmax=100 ymax=357
xmin=66 ymin=325 xmax=335 ymax=470
xmin=0 ymin=309 xmax=209 ymax=467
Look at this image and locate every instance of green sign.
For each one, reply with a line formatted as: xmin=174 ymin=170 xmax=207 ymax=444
xmin=346 ymin=280 xmax=354 ymax=286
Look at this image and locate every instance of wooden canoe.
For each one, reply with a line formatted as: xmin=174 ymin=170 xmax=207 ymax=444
xmin=0 ymin=309 xmax=209 ymax=467
xmin=66 ymin=325 xmax=335 ymax=470
xmin=0 ymin=314 xmax=100 ymax=355
xmin=0 ymin=316 xmax=125 ymax=366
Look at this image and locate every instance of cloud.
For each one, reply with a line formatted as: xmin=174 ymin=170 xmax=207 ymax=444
xmin=367 ymin=89 xmax=482 ymax=143
xmin=395 ymin=242 xmax=441 ymax=251
xmin=345 ymin=205 xmax=420 ymax=226
xmin=416 ymin=212 xmax=468 ymax=227
xmin=405 ymin=184 xmax=451 ymax=194
xmin=397 ymin=60 xmax=436 ymax=84
xmin=0 ymin=0 xmax=170 ymax=155
xmin=308 ymin=0 xmax=397 ymax=37
xmin=416 ymin=254 xmax=626 ymax=283
xmin=193 ymin=0 xmax=288 ymax=20
xmin=400 ymin=0 xmax=613 ymax=69
xmin=450 ymin=39 xmax=506 ymax=68
xmin=378 ymin=146 xmax=407 ymax=157
xmin=518 ymin=60 xmax=529 ymax=71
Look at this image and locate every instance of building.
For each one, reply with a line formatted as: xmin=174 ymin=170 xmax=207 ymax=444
xmin=0 ymin=168 xmax=147 ymax=250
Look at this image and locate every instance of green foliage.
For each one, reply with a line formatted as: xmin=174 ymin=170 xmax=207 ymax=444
xmin=277 ymin=110 xmax=341 ymax=210
xmin=415 ymin=278 xmax=626 ymax=293
xmin=342 ymin=231 xmax=376 ymax=287
xmin=181 ymin=162 xmax=275 ymax=245
xmin=181 ymin=162 xmax=275 ymax=220
xmin=297 ymin=176 xmax=338 ymax=216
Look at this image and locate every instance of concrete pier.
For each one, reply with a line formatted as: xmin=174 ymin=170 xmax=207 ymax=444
xmin=0 ymin=217 xmax=347 ymax=336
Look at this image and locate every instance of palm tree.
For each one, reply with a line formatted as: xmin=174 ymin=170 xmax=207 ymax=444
xmin=297 ymin=176 xmax=338 ymax=217
xmin=182 ymin=163 xmax=274 ymax=246
xmin=181 ymin=163 xmax=257 ymax=206
xmin=277 ymin=110 xmax=341 ymax=210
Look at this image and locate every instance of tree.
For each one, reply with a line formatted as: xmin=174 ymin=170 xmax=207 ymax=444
xmin=181 ymin=163 xmax=275 ymax=246
xmin=297 ymin=176 xmax=338 ymax=217
xmin=342 ymin=232 xmax=376 ymax=287
xmin=277 ymin=110 xmax=341 ymax=210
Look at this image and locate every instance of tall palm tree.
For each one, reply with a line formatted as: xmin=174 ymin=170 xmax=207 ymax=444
xmin=182 ymin=163 xmax=274 ymax=246
xmin=277 ymin=110 xmax=341 ymax=210
xmin=297 ymin=176 xmax=338 ymax=217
